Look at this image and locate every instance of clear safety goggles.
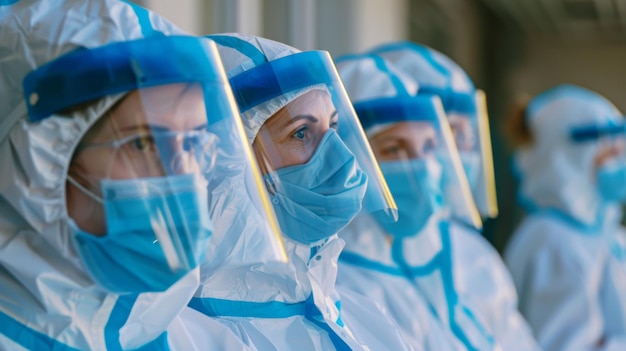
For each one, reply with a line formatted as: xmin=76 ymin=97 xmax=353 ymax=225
xmin=354 ymin=94 xmax=481 ymax=229
xmin=75 ymin=128 xmax=219 ymax=178
xmin=24 ymin=36 xmax=287 ymax=268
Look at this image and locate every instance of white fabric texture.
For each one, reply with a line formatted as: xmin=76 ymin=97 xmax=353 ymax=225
xmin=192 ymin=32 xmax=412 ymax=351
xmin=337 ymin=214 xmax=465 ymax=351
xmin=450 ymin=222 xmax=540 ymax=351
xmin=506 ymin=212 xmax=626 ymax=351
xmin=507 ymin=85 xmax=626 ymax=351
xmin=0 ymin=1 xmax=248 ymax=350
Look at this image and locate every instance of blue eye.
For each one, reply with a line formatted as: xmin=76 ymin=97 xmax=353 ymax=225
xmin=293 ymin=127 xmax=307 ymax=140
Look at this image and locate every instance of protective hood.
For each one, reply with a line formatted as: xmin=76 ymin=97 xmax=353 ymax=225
xmin=336 ymin=53 xmax=479 ymax=234
xmin=205 ymin=33 xmax=306 ymax=144
xmin=514 ymin=84 xmax=624 ymax=229
xmin=370 ymin=41 xmax=498 ymax=221
xmin=0 ymin=1 xmax=201 ymax=350
xmin=336 ymin=53 xmax=417 ymax=104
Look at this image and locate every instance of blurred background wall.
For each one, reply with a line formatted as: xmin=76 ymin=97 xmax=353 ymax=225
xmin=134 ymin=0 xmax=626 ymax=254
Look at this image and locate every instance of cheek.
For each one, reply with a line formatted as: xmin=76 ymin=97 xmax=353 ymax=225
xmin=276 ymin=146 xmax=314 ymax=168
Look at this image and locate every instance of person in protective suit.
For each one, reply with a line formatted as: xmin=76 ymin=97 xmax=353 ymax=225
xmin=362 ymin=41 xmax=540 ymax=351
xmin=0 ymin=1 xmax=282 ymax=350
xmin=335 ymin=52 xmax=503 ymax=351
xmin=188 ymin=33 xmax=414 ymax=351
xmin=505 ymin=84 xmax=626 ymax=351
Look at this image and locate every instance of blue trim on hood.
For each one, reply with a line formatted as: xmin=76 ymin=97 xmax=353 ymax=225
xmin=122 ymin=0 xmax=163 ymax=38
xmin=206 ymin=35 xmax=268 ymax=67
xmin=0 ymin=0 xmax=19 ymax=6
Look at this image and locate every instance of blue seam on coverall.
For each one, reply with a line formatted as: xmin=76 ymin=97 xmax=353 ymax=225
xmin=188 ymin=295 xmax=352 ymax=351
xmin=339 ymin=251 xmax=406 ymax=277
xmin=0 ymin=310 xmax=82 ymax=351
xmin=438 ymin=221 xmax=494 ymax=350
xmin=104 ymin=294 xmax=170 ymax=351
xmin=384 ymin=221 xmax=493 ymax=351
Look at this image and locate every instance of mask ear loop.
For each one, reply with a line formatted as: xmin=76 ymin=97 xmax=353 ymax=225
xmin=67 ymin=175 xmax=104 ymax=204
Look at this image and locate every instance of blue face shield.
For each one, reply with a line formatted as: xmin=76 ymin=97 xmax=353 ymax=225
xmin=265 ymin=130 xmax=368 ymax=244
xmin=374 ymin=158 xmax=443 ymax=238
xmin=597 ymin=161 xmax=626 ymax=203
xmin=71 ymin=173 xmax=213 ymax=293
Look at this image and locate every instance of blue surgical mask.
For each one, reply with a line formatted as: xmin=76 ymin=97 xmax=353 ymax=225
xmin=598 ymin=161 xmax=626 ymax=203
xmin=375 ymin=159 xmax=443 ymax=238
xmin=70 ymin=173 xmax=213 ymax=293
xmin=460 ymin=151 xmax=481 ymax=189
xmin=264 ymin=130 xmax=367 ymax=244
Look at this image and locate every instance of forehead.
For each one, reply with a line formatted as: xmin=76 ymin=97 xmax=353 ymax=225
xmin=371 ymin=121 xmax=436 ymax=142
xmin=108 ymin=83 xmax=206 ymax=131
xmin=282 ymin=88 xmax=334 ymax=116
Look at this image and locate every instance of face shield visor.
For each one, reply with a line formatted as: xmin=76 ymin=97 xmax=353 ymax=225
xmin=229 ymin=51 xmax=397 ymax=245
xmin=355 ymin=95 xmax=481 ymax=236
xmin=24 ymin=36 xmax=285 ymax=293
xmin=421 ymin=86 xmax=497 ymax=223
xmin=571 ymin=121 xmax=626 ymax=204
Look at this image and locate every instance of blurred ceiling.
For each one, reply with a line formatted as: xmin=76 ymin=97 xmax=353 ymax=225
xmin=479 ymin=0 xmax=626 ymax=38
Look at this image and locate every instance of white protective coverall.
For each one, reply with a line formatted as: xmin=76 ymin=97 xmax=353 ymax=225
xmin=335 ymin=53 xmax=500 ymax=351
xmin=507 ymin=84 xmax=626 ymax=351
xmin=369 ymin=41 xmax=540 ymax=351
xmin=189 ymin=33 xmax=414 ymax=351
xmin=0 ymin=1 xmax=254 ymax=350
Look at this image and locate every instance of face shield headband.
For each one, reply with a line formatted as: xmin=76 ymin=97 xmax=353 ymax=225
xmin=23 ymin=35 xmax=229 ymax=123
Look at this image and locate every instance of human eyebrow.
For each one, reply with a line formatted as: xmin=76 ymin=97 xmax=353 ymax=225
xmin=117 ymin=123 xmax=208 ymax=134
xmin=289 ymin=115 xmax=319 ymax=124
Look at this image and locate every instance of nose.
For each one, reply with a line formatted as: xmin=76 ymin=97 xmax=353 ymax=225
xmin=406 ymin=141 xmax=425 ymax=160
xmin=162 ymin=138 xmax=200 ymax=175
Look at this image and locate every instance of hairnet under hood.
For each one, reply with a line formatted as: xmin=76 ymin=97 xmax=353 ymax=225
xmin=0 ymin=1 xmax=200 ymax=350
xmin=514 ymin=84 xmax=624 ymax=228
